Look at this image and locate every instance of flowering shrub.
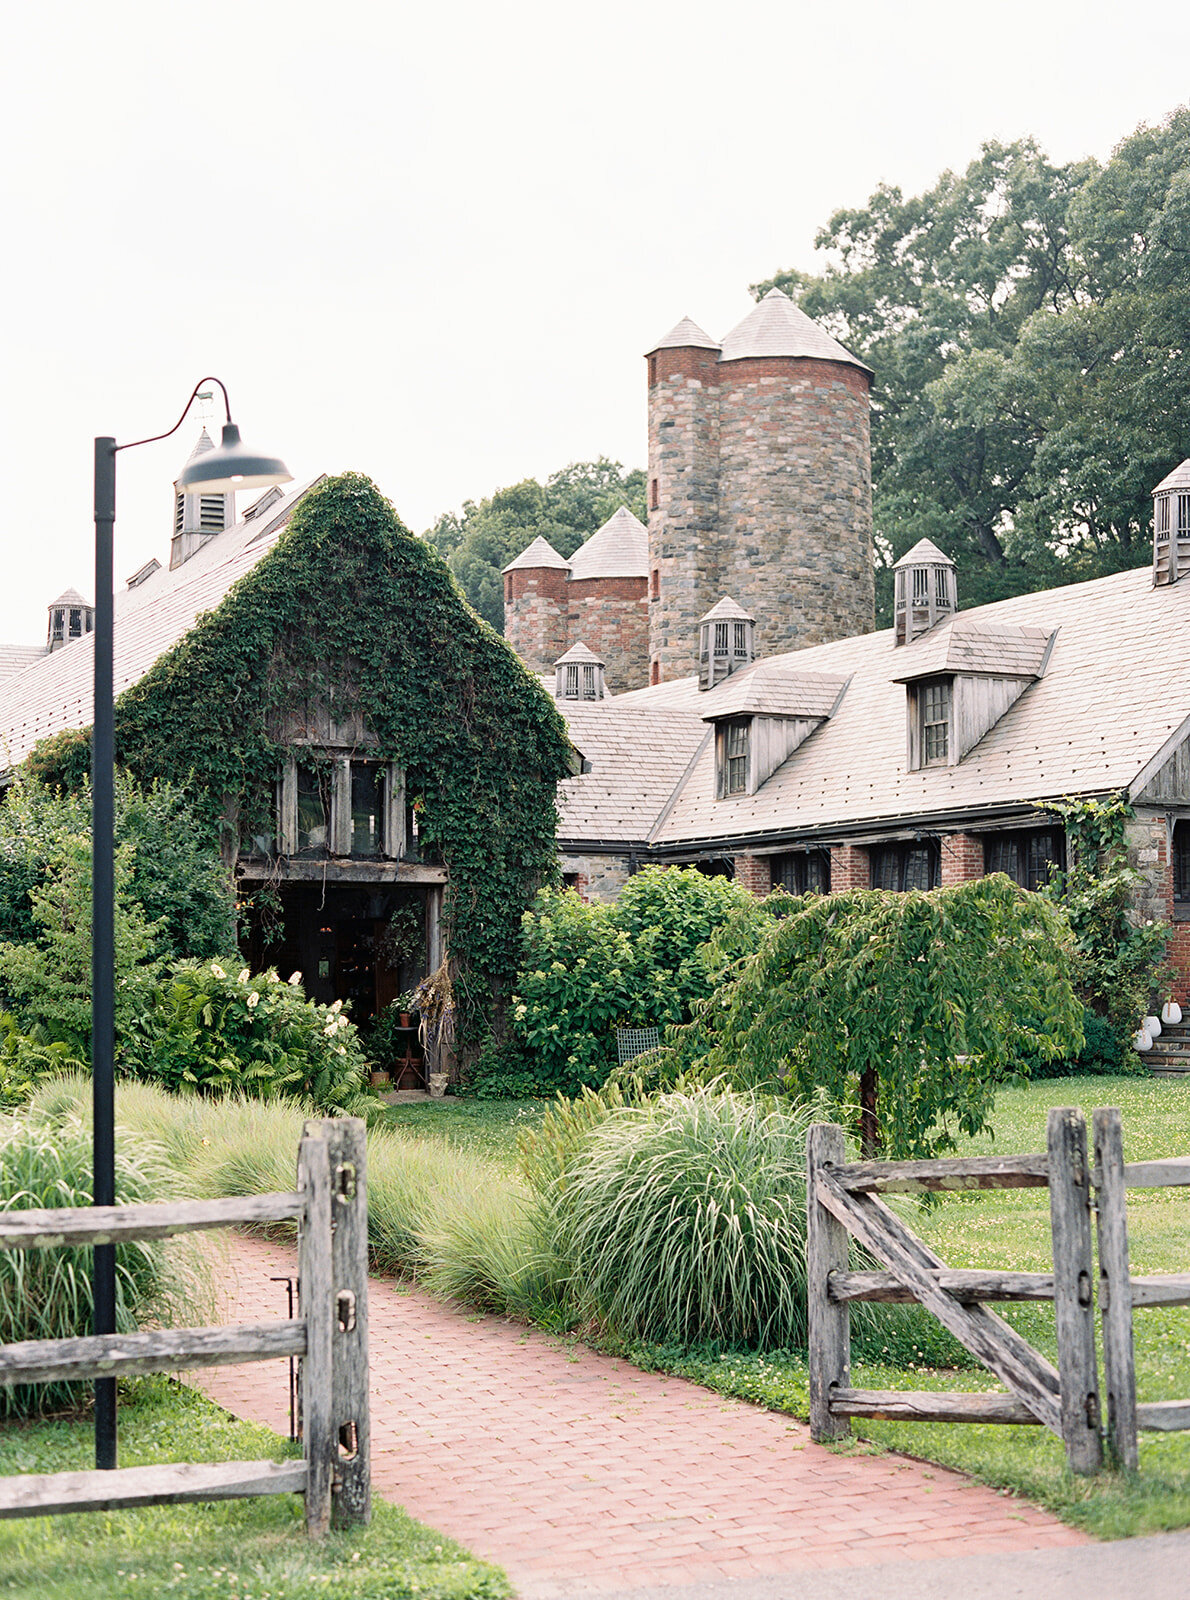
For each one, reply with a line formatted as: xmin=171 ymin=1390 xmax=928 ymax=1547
xmin=122 ymin=961 xmax=368 ymax=1111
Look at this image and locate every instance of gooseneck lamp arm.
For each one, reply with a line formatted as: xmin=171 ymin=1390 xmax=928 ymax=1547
xmin=91 ymin=384 xmax=289 ymax=1472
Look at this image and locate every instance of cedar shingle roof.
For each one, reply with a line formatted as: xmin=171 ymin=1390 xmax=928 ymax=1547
xmin=567 ymin=507 xmax=648 ymax=582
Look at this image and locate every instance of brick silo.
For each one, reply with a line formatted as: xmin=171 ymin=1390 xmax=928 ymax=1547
xmin=502 ymin=537 xmax=570 ymax=674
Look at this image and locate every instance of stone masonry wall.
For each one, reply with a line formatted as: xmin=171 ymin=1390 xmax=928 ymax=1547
xmin=717 ymin=357 xmax=874 ymax=658
xmin=568 ymin=576 xmax=649 ymax=692
xmin=647 ymin=345 xmax=721 ymax=681
xmin=560 ymin=852 xmax=634 ymax=904
xmin=505 ymin=566 xmax=569 ymax=675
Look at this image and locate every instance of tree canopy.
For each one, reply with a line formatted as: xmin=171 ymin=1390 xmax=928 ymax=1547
xmin=424 ymin=458 xmax=647 ymax=629
xmin=756 ymin=107 xmax=1190 ymax=617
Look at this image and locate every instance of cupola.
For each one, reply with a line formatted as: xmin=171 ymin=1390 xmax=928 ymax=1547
xmin=1152 ymin=459 xmax=1190 ymax=585
xmin=893 ymin=539 xmax=957 ymax=645
xmin=46 ymin=588 xmax=94 ymax=652
xmin=698 ymin=598 xmax=755 ymax=690
xmin=554 ymin=642 xmax=606 ymax=702
xmin=171 ymin=430 xmax=234 ymax=570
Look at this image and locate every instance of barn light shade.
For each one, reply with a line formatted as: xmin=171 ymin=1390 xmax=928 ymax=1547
xmin=176 ymin=420 xmax=292 ymax=493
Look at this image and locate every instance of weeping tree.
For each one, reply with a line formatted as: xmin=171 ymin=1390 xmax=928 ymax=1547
xmin=695 ymin=875 xmax=1083 ymax=1158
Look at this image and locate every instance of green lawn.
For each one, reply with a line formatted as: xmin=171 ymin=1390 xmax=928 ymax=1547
xmin=0 ymin=1379 xmax=510 ymax=1600
xmin=629 ymin=1075 xmax=1190 ymax=1540
xmin=377 ymin=1096 xmax=544 ymax=1168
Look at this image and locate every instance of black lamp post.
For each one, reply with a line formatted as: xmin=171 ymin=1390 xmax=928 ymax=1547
xmin=92 ymin=379 xmax=290 ymax=1469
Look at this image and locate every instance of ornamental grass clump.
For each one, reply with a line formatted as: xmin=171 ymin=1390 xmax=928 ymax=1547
xmin=0 ymin=1110 xmax=201 ymax=1416
xmin=555 ymin=1085 xmax=817 ymax=1350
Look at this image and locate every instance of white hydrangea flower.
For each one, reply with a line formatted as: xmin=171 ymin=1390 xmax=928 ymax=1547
xmin=210 ymin=963 xmax=227 ymax=980
xmin=288 ymin=971 xmax=302 ymax=986
xmin=246 ymin=992 xmax=260 ymax=1010
xmin=237 ymin=968 xmax=250 ymax=984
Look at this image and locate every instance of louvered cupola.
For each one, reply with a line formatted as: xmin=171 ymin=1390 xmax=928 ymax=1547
xmin=698 ymin=598 xmax=755 ymax=690
xmin=1152 ymin=459 xmax=1190 ymax=585
xmin=893 ymin=539 xmax=957 ymax=645
xmin=46 ymin=588 xmax=94 ymax=651
xmin=170 ymin=430 xmax=234 ymax=570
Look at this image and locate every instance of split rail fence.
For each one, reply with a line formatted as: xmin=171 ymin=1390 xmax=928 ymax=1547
xmin=808 ymin=1107 xmax=1190 ymax=1473
xmin=0 ymin=1116 xmax=369 ymax=1535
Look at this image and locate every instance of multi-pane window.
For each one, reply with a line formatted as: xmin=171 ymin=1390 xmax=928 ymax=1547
xmin=1179 ymin=495 xmax=1190 ymax=536
xmin=1156 ymin=496 xmax=1171 ymax=536
xmin=68 ymin=608 xmax=83 ymax=638
xmin=714 ymin=621 xmax=729 ymax=655
xmin=350 ymin=763 xmax=384 ymax=857
xmin=912 ymin=567 xmax=930 ymax=604
xmin=296 ymin=765 xmax=331 ymax=855
xmin=725 ymin=720 xmax=749 ymax=796
xmin=984 ymin=828 xmax=1065 ymax=892
xmin=733 ymin=622 xmax=748 ymax=658
xmin=871 ymin=841 xmax=939 ymax=892
xmin=935 ymin=565 xmax=949 ymax=605
xmin=919 ymin=679 xmax=951 ymax=766
xmin=772 ymin=851 xmax=831 ymax=896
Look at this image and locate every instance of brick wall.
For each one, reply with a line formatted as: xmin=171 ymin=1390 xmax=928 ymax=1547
xmin=940 ymin=832 xmax=985 ymax=886
xmin=830 ymin=843 xmax=870 ymax=892
xmin=1126 ymin=812 xmax=1188 ymax=1002
xmin=567 ymin=576 xmax=649 ymax=691
xmin=734 ymin=854 xmax=772 ymax=897
xmin=504 ymin=565 xmax=569 ymax=674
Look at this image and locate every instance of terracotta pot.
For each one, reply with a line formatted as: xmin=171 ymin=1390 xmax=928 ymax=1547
xmin=398 ymin=1012 xmax=412 ymax=1029
xmin=370 ymin=1069 xmax=391 ymax=1088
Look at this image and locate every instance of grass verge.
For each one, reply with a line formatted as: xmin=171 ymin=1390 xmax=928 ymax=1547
xmin=625 ymin=1075 xmax=1190 ymax=1540
xmin=0 ymin=1377 xmax=510 ymax=1600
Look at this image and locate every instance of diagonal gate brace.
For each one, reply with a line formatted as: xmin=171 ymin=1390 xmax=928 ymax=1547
xmin=815 ymin=1168 xmax=1062 ymax=1436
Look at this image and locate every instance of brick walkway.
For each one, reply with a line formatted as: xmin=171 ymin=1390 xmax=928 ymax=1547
xmin=196 ymin=1234 xmax=1087 ymax=1597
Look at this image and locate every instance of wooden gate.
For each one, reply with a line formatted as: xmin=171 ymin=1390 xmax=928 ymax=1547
xmin=0 ymin=1116 xmax=369 ymax=1534
xmin=807 ymin=1107 xmax=1190 ymax=1473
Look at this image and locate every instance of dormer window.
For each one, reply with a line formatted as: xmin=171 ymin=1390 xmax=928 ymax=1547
xmin=719 ymin=719 xmax=750 ymax=797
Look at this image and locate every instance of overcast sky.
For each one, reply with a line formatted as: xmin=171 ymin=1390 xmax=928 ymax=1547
xmin=1 ymin=0 xmax=1187 ymax=643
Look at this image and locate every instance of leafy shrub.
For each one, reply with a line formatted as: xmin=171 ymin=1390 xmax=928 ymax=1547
xmin=1027 ymin=1006 xmax=1141 ymax=1077
xmin=0 ymin=1111 xmax=200 ymax=1416
xmin=122 ymin=960 xmax=369 ymax=1112
xmin=498 ymin=868 xmax=783 ymax=1098
xmin=503 ymin=891 xmax=640 ymax=1095
xmin=550 ymin=1086 xmax=820 ymax=1349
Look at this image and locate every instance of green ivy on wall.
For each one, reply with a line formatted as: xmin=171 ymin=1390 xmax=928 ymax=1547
xmin=29 ymin=474 xmax=574 ymax=1056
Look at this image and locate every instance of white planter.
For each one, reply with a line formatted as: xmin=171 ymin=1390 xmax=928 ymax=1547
xmin=1133 ymin=1027 xmax=1154 ymax=1052
xmin=427 ymin=1072 xmax=449 ymax=1099
xmin=1162 ymin=1000 xmax=1183 ymax=1026
xmin=1144 ymin=1014 xmax=1162 ymax=1038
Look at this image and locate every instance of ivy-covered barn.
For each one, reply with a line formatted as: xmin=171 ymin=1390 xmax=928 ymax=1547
xmin=0 ymin=464 xmax=574 ymax=1071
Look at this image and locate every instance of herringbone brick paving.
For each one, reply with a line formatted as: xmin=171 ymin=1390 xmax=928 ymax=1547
xmin=196 ymin=1234 xmax=1087 ymax=1596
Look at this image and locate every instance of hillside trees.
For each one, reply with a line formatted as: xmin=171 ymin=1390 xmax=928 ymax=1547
xmin=757 ymin=108 xmax=1190 ymax=616
xmin=425 ymin=458 xmax=647 ymax=629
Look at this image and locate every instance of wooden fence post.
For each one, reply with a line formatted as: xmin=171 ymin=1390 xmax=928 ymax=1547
xmin=326 ymin=1118 xmax=371 ymax=1528
xmin=297 ymin=1123 xmax=334 ymax=1537
xmin=1047 ymin=1107 xmax=1102 ymax=1475
xmin=807 ymin=1123 xmax=851 ymax=1442
xmin=1093 ymin=1107 xmax=1138 ymax=1472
